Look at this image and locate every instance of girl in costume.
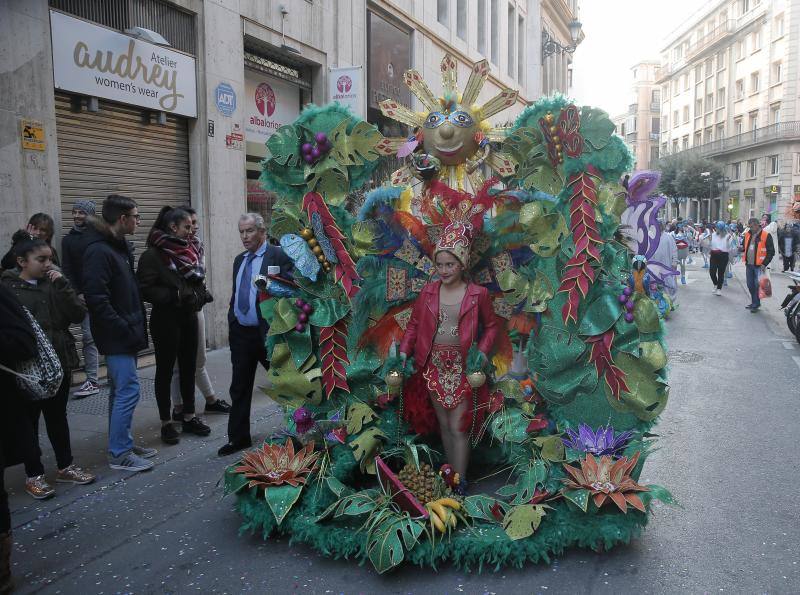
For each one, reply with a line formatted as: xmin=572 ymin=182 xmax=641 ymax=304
xmin=671 ymin=223 xmax=690 ymax=285
xmin=399 ymin=219 xmax=498 ymax=494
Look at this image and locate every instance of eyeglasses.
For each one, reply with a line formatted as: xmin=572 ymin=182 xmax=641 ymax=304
xmin=124 ymin=213 xmax=141 ymax=221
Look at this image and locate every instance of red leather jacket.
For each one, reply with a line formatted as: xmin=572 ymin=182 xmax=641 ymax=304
xmin=399 ymin=281 xmax=499 ymax=367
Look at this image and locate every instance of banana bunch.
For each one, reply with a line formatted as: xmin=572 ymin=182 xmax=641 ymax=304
xmin=425 ymin=497 xmax=461 ymax=533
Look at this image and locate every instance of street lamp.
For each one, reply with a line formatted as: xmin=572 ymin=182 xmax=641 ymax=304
xmin=542 ymin=18 xmax=583 ymax=58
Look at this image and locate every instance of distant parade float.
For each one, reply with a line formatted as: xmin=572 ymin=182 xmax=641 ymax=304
xmin=223 ymin=54 xmax=673 ymax=573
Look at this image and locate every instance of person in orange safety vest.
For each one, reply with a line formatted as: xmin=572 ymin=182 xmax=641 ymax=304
xmin=742 ymin=217 xmax=775 ymax=312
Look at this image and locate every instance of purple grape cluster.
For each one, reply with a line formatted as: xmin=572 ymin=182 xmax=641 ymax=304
xmin=301 ymin=132 xmax=331 ymax=164
xmin=294 ymin=298 xmax=314 ymax=332
xmin=618 ymin=286 xmax=635 ymax=323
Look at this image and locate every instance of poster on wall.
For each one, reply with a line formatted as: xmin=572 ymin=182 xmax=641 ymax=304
xmin=50 ymin=10 xmax=197 ymax=117
xmin=329 ymin=66 xmax=362 ymax=115
xmin=244 ymin=70 xmax=300 ymax=145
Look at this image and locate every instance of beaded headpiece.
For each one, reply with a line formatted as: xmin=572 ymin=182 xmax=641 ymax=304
xmin=433 ymin=200 xmax=486 ymax=268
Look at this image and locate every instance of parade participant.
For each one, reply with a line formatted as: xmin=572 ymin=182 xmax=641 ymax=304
xmin=399 ymin=219 xmax=498 ymax=492
xmin=83 ymin=195 xmax=156 ymax=472
xmin=671 ymin=222 xmax=690 ymax=284
xmin=726 ymin=223 xmax=740 ymax=282
xmin=699 ymin=223 xmax=712 ymax=268
xmin=169 ymin=207 xmax=230 ymax=421
xmin=1 ymin=238 xmax=95 ymax=499
xmin=138 ymin=207 xmax=211 ymax=445
xmin=61 ymin=200 xmax=100 ymax=398
xmin=743 ymin=217 xmax=775 ymax=312
xmin=218 ymin=213 xmax=293 ymax=457
xmin=709 ymin=221 xmax=730 ymax=296
xmin=0 ymin=284 xmax=36 ymax=593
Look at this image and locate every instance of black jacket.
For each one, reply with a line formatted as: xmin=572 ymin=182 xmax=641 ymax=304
xmin=137 ymin=246 xmax=209 ymax=313
xmin=61 ymin=226 xmax=94 ymax=293
xmin=1 ymin=270 xmax=85 ymax=370
xmin=82 ymin=218 xmax=148 ymax=355
xmin=228 ymin=243 xmax=293 ymax=340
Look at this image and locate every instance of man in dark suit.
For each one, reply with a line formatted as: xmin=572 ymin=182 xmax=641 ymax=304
xmin=218 ymin=213 xmax=292 ymax=456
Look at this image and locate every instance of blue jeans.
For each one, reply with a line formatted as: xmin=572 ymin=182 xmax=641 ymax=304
xmin=745 ymin=264 xmax=761 ymax=308
xmin=106 ymin=354 xmax=141 ymax=458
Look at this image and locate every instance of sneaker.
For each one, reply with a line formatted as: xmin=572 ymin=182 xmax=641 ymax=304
xmin=25 ymin=475 xmax=55 ymax=499
xmin=73 ymin=380 xmax=99 ymax=399
xmin=161 ymin=423 xmax=180 ymax=445
xmin=56 ymin=464 xmax=96 ymax=485
xmin=750 ymin=306 xmax=760 ymax=313
xmin=714 ymin=289 xmax=721 ymax=296
xmin=204 ymin=399 xmax=231 ymax=414
xmin=745 ymin=304 xmax=754 ymax=309
xmin=132 ymin=444 xmax=158 ymax=459
xmin=109 ymin=452 xmax=154 ymax=472
xmin=182 ymin=416 xmax=211 ymax=436
xmin=171 ymin=407 xmax=183 ymax=422
xmin=681 ymin=276 xmax=686 ymax=285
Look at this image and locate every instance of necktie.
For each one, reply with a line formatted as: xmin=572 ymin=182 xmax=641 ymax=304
xmin=237 ymin=252 xmax=256 ymax=315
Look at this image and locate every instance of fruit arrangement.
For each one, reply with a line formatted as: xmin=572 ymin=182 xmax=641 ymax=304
xmin=396 ymin=463 xmax=448 ymax=506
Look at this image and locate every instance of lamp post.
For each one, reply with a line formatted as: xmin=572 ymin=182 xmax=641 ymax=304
xmin=700 ymin=171 xmax=712 ymax=222
xmin=542 ymin=18 xmax=583 ymax=58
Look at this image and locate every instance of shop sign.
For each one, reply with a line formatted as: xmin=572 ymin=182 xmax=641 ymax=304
xmin=728 ymin=189 xmax=740 ymax=199
xmin=743 ymin=188 xmax=755 ymax=198
xmin=215 ymin=83 xmax=237 ymax=116
xmin=763 ymin=184 xmax=781 ymax=195
xmin=329 ymin=65 xmax=362 ymax=114
xmin=50 ymin=10 xmax=197 ymax=117
xmin=21 ymin=119 xmax=45 ymax=151
xmin=244 ymin=70 xmax=300 ymax=144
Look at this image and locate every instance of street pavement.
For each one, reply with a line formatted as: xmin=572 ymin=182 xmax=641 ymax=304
xmin=6 ymin=257 xmax=800 ymax=594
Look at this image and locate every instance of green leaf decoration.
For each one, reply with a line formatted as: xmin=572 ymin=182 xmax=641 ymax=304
xmin=489 ymin=407 xmax=530 ymax=444
xmin=270 ymin=203 xmax=304 ymax=239
xmin=326 ymin=476 xmax=353 ymax=498
xmin=268 ymin=298 xmax=298 ymax=336
xmin=351 ymin=220 xmax=382 ymax=258
xmin=578 ymin=292 xmax=622 ymax=336
xmin=520 ymin=161 xmax=564 ymax=196
xmin=525 ymin=270 xmax=555 ymax=313
xmin=366 ymin=513 xmax=424 ymax=574
xmin=504 ymin=127 xmax=564 ymax=195
xmin=562 ymin=488 xmax=590 ymax=512
xmin=265 ymin=484 xmax=304 ymax=525
xmin=638 ymin=340 xmax=667 ymax=371
xmin=262 ymin=343 xmax=322 ymax=408
xmin=295 ymin=274 xmax=347 ymax=301
xmin=580 ymin=107 xmax=615 ymax=150
xmin=632 ymin=294 xmax=661 ymax=334
xmin=305 ymin=156 xmax=349 ymax=206
xmin=597 ymin=182 xmax=628 ymax=219
xmin=604 ymin=352 xmax=669 ymax=421
xmin=349 ymin=426 xmax=387 ymax=472
xmin=494 ymin=379 xmax=524 ymax=403
xmin=526 ymin=213 xmax=568 ymax=257
xmin=332 ymin=489 xmax=380 ymax=517
xmin=308 ymin=298 xmax=351 ymax=327
xmin=503 ymin=127 xmax=543 ymax=161
xmin=502 ymin=504 xmax=547 ymax=540
xmin=285 ymin=323 xmax=312 ymax=369
xmin=329 ymin=119 xmax=383 ymax=166
xmin=463 ymin=494 xmax=508 ymax=522
xmin=641 ymin=484 xmax=674 ymax=506
xmin=530 ymin=325 xmax=593 ymax=405
xmin=496 ymin=461 xmax=548 ymax=504
xmin=519 ymin=201 xmax=544 ymax=227
xmin=346 ymin=401 xmax=377 ymax=435
xmin=534 ymin=435 xmax=566 ymax=462
xmin=266 ymin=125 xmax=302 ymax=167
xmin=223 ymin=465 xmax=249 ymax=495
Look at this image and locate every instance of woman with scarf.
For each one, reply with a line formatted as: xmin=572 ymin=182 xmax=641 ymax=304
xmin=137 ymin=207 xmax=211 ymax=445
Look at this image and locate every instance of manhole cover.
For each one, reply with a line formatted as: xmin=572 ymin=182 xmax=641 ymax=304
xmin=668 ymin=350 xmax=704 ymax=364
xmin=68 ymin=378 xmax=156 ymax=416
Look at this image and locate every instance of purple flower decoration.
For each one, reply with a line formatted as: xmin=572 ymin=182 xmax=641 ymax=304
xmin=562 ymin=423 xmax=633 ymax=457
xmin=292 ymin=407 xmax=315 ymax=434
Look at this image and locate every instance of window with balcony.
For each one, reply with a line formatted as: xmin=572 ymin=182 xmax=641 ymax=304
xmin=438 ymin=0 xmax=449 ymax=25
xmin=716 ymin=123 xmax=725 ymax=140
xmin=735 ymin=79 xmax=744 ymax=100
xmin=739 ymin=0 xmax=750 ymax=16
xmin=672 ymin=139 xmax=679 ymax=153
xmin=477 ymin=0 xmax=487 ymax=54
xmin=456 ymin=0 xmax=467 ymax=40
xmin=770 ymin=104 xmax=780 ymax=124
xmin=682 ymin=135 xmax=689 ymax=150
xmin=705 ymin=58 xmax=714 ymax=77
xmin=706 ymin=93 xmax=714 ymax=113
xmin=751 ymin=28 xmax=761 ymax=53
xmin=746 ymin=159 xmax=757 ymax=178
xmin=694 ymin=65 xmax=702 ymax=81
xmin=704 ymin=127 xmax=713 ymax=143
xmin=772 ymin=61 xmax=782 ymax=85
xmin=749 ymin=111 xmax=758 ymax=130
xmin=768 ymin=155 xmax=779 ymax=176
xmin=652 ymin=117 xmax=660 ymax=135
xmin=735 ymin=118 xmax=743 ymax=135
xmin=750 ymin=71 xmax=760 ymax=94
xmin=673 ymin=110 xmax=679 ymax=128
xmin=775 ymin=14 xmax=785 ymax=38
xmin=694 ymin=131 xmax=702 ymax=146
xmin=683 ymin=106 xmax=690 ymax=123
xmin=651 ymin=146 xmax=660 ymax=163
xmin=732 ymin=162 xmax=741 ymax=181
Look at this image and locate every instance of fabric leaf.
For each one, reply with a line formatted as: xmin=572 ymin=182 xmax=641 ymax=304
xmin=502 ymin=504 xmax=547 ymax=540
xmin=579 ymin=107 xmax=615 ymax=150
xmin=267 ymin=298 xmax=298 ymax=336
xmin=534 ymin=435 xmax=566 ymax=462
xmin=562 ymin=488 xmax=590 ymax=512
xmin=319 ymin=319 xmax=351 ymax=398
xmin=488 ymin=408 xmax=530 ymax=444
xmin=305 ymin=158 xmax=349 ymax=206
xmin=366 ymin=513 xmax=423 ymax=574
xmin=496 ymin=461 xmax=548 ymax=505
xmin=526 ymin=213 xmax=568 ymax=257
xmin=308 ymin=298 xmax=350 ymax=327
xmin=265 ymin=484 xmax=304 ymax=525
xmin=463 ymin=494 xmax=508 ymax=522
xmin=329 ymin=119 xmax=383 ymax=166
xmin=346 ymin=401 xmax=377 ymax=435
xmin=266 ymin=125 xmax=302 ymax=167
xmin=262 ymin=343 xmax=322 ymax=408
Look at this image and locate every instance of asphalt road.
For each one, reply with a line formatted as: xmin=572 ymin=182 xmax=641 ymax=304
xmin=7 ymin=259 xmax=800 ymax=594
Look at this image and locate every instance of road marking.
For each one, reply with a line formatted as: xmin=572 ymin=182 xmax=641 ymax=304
xmin=792 ymin=356 xmax=800 ymax=371
xmin=783 ymin=341 xmax=796 ymax=350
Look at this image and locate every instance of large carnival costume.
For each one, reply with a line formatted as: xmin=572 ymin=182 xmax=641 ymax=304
xmin=223 ymin=55 xmax=673 ymax=573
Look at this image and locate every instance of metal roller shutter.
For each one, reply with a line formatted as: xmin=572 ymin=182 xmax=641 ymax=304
xmin=55 ymin=92 xmax=191 ymax=362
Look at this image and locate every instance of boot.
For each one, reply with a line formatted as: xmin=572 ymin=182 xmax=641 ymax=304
xmin=0 ymin=530 xmax=13 ymax=595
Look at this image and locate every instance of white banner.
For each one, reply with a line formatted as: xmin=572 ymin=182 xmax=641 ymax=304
xmin=244 ymin=70 xmax=300 ymax=145
xmin=329 ymin=66 xmax=362 ymax=114
xmin=50 ymin=10 xmax=197 ymax=117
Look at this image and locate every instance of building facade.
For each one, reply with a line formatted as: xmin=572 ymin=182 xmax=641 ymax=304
xmin=612 ymin=61 xmax=662 ymax=171
xmin=657 ymin=0 xmax=800 ymax=222
xmin=1 ymin=0 xmax=581 ymax=349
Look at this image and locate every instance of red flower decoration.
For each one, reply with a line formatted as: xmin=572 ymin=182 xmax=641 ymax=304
xmin=526 ymin=414 xmax=548 ymax=433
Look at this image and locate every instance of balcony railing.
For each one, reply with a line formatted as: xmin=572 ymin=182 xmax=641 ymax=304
xmin=628 ymin=103 xmax=638 ymax=115
xmin=660 ymin=121 xmax=800 ymax=159
xmin=686 ymin=20 xmax=735 ymax=60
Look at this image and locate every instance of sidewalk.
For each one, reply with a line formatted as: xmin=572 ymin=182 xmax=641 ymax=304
xmin=5 ymin=347 xmax=283 ymax=528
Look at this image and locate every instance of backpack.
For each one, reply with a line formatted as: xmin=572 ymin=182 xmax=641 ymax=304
xmin=0 ymin=306 xmax=64 ymax=400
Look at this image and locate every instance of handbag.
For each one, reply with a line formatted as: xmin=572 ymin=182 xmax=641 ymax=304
xmin=0 ymin=306 xmax=63 ymax=400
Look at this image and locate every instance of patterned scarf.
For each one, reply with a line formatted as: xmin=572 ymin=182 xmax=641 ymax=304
xmin=149 ymin=229 xmax=205 ymax=281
